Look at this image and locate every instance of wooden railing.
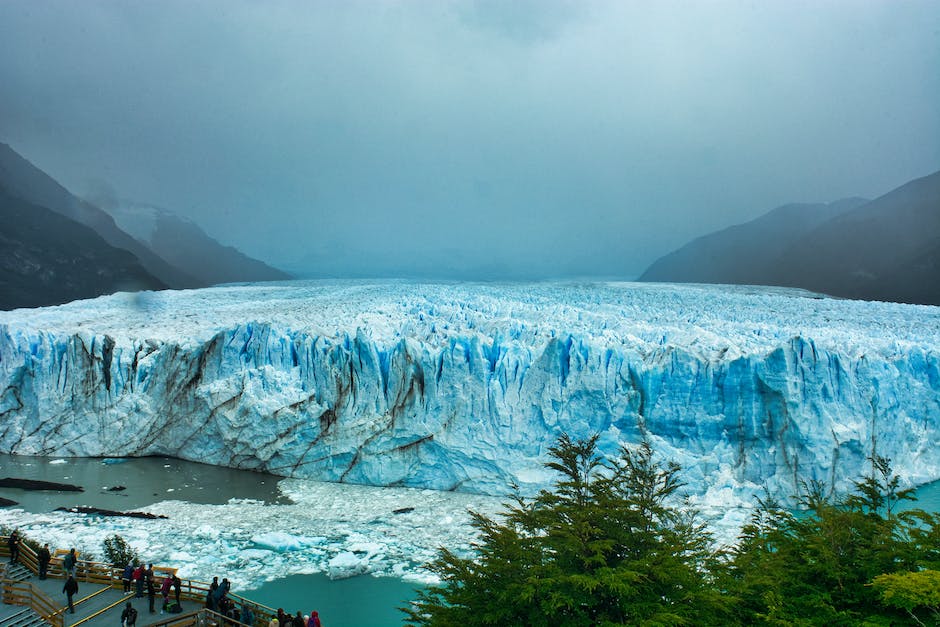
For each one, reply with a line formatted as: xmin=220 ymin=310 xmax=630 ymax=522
xmin=148 ymin=607 xmax=255 ymax=627
xmin=0 ymin=579 xmax=65 ymax=627
xmin=2 ymin=536 xmax=278 ymax=627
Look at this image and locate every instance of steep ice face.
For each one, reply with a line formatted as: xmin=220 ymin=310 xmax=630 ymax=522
xmin=1 ymin=280 xmax=938 ymax=504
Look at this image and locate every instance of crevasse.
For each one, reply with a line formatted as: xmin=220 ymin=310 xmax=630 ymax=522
xmin=1 ymin=280 xmax=938 ymax=502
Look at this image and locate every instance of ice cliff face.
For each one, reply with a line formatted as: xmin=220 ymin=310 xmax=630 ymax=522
xmin=1 ymin=280 xmax=939 ymax=504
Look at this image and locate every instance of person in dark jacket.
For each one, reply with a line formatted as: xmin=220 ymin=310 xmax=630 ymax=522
xmin=172 ymin=573 xmax=182 ymax=605
xmin=146 ymin=570 xmax=157 ymax=613
xmin=63 ymin=574 xmax=79 ymax=613
xmin=121 ymin=601 xmax=138 ymax=626
xmin=207 ymin=576 xmax=219 ymax=611
xmin=122 ymin=562 xmax=134 ymax=593
xmin=37 ymin=543 xmax=51 ymax=579
xmin=63 ymin=548 xmax=77 ymax=577
xmin=7 ymin=530 xmax=20 ymax=564
xmin=292 ymin=610 xmax=305 ymax=627
xmin=240 ymin=604 xmax=254 ymax=626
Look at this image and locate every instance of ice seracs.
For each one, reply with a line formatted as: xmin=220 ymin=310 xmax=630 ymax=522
xmin=1 ymin=280 xmax=938 ymax=507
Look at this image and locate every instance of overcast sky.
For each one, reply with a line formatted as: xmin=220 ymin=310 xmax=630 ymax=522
xmin=1 ymin=1 xmax=938 ymax=279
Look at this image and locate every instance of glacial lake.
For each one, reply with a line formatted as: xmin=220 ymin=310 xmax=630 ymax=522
xmin=2 ymin=453 xmax=940 ymax=626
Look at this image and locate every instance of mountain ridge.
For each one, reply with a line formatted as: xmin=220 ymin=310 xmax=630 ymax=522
xmin=639 ymin=169 xmax=940 ymax=305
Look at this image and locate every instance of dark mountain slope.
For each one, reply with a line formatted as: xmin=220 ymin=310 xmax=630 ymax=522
xmin=109 ymin=203 xmax=290 ymax=285
xmin=0 ymin=143 xmax=201 ymax=288
xmin=639 ymin=198 xmax=867 ymax=284
xmin=640 ymin=169 xmax=940 ymax=305
xmin=0 ymin=188 xmax=165 ymax=310
xmin=770 ymin=169 xmax=940 ymax=304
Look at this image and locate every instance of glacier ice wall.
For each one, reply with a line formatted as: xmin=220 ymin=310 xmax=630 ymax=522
xmin=1 ymin=280 xmax=939 ymax=502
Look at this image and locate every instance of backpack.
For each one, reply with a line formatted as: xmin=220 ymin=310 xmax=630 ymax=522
xmin=167 ymin=602 xmax=182 ymax=614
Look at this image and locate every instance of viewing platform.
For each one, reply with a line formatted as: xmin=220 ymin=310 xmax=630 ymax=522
xmin=1 ymin=537 xmax=273 ymax=627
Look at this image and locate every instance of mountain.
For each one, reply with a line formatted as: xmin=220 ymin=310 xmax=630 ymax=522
xmin=773 ymin=169 xmax=940 ymax=304
xmin=0 ymin=142 xmax=200 ymax=288
xmin=1 ymin=281 xmax=938 ymax=505
xmin=0 ymin=187 xmax=165 ymax=310
xmin=639 ymin=198 xmax=867 ymax=285
xmin=106 ymin=202 xmax=290 ymax=286
xmin=640 ymin=169 xmax=940 ymax=305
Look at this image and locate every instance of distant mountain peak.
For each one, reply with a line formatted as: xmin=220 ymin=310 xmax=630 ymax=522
xmin=639 ymin=169 xmax=940 ymax=305
xmin=103 ymin=199 xmax=291 ymax=286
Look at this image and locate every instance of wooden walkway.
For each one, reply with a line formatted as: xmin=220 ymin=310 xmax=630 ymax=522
xmin=1 ymin=541 xmax=271 ymax=627
xmin=1 ymin=570 xmax=207 ymax=627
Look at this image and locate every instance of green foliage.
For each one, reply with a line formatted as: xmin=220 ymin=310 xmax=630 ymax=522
xmin=725 ymin=455 xmax=940 ymax=625
xmin=403 ymin=434 xmax=731 ymax=626
xmin=872 ymin=570 xmax=940 ymax=625
xmin=102 ymin=534 xmax=139 ymax=568
xmin=403 ymin=438 xmax=940 ymax=627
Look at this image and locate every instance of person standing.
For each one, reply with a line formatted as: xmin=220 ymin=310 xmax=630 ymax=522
xmin=121 ymin=601 xmax=138 ymax=627
xmin=307 ymin=610 xmax=322 ymax=627
xmin=7 ymin=530 xmax=20 ymax=564
xmin=171 ymin=573 xmax=182 ymax=605
xmin=146 ymin=569 xmax=157 ymax=613
xmin=122 ymin=562 xmax=134 ymax=593
xmin=133 ymin=563 xmax=144 ymax=598
xmin=206 ymin=576 xmax=219 ymax=611
xmin=63 ymin=548 xmax=77 ymax=577
xmin=63 ymin=574 xmax=79 ymax=613
xmin=37 ymin=543 xmax=51 ymax=579
xmin=160 ymin=575 xmax=172 ymax=611
xmin=240 ymin=604 xmax=254 ymax=626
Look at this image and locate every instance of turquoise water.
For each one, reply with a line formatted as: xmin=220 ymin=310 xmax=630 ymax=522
xmin=246 ymin=480 xmax=940 ymax=627
xmin=4 ymin=453 xmax=938 ymax=626
xmin=901 ymin=478 xmax=940 ymax=512
xmin=246 ymin=573 xmax=423 ymax=627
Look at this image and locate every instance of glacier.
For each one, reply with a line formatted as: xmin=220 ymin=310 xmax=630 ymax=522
xmin=1 ymin=279 xmax=939 ymax=509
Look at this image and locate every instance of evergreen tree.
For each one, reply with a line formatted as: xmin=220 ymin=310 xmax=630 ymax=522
xmin=726 ymin=455 xmax=940 ymax=625
xmin=404 ymin=434 xmax=731 ymax=626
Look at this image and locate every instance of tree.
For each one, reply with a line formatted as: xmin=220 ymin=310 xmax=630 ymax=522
xmin=403 ymin=434 xmax=731 ymax=626
xmin=725 ymin=455 xmax=940 ymax=625
xmin=872 ymin=570 xmax=940 ymax=626
xmin=102 ymin=534 xmax=138 ymax=568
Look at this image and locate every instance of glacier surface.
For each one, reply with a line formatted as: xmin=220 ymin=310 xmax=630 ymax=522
xmin=1 ymin=280 xmax=939 ymax=506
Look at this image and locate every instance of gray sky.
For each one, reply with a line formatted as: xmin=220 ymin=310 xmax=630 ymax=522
xmin=1 ymin=1 xmax=938 ymax=279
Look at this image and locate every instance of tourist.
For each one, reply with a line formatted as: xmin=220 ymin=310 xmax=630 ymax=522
xmin=307 ymin=610 xmax=322 ymax=627
xmin=292 ymin=610 xmax=304 ymax=627
xmin=240 ymin=604 xmax=254 ymax=626
xmin=121 ymin=601 xmax=138 ymax=627
xmin=37 ymin=543 xmax=51 ymax=579
xmin=122 ymin=562 xmax=134 ymax=593
xmin=172 ymin=573 xmax=182 ymax=605
xmin=146 ymin=569 xmax=157 ymax=613
xmin=220 ymin=577 xmax=231 ymax=599
xmin=63 ymin=547 xmax=77 ymax=577
xmin=7 ymin=529 xmax=20 ymax=564
xmin=133 ymin=563 xmax=144 ymax=598
xmin=160 ymin=574 xmax=172 ymax=611
xmin=276 ymin=607 xmax=287 ymax=626
xmin=207 ymin=576 xmax=219 ymax=611
xmin=268 ymin=615 xmax=279 ymax=627
xmin=63 ymin=574 xmax=79 ymax=613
